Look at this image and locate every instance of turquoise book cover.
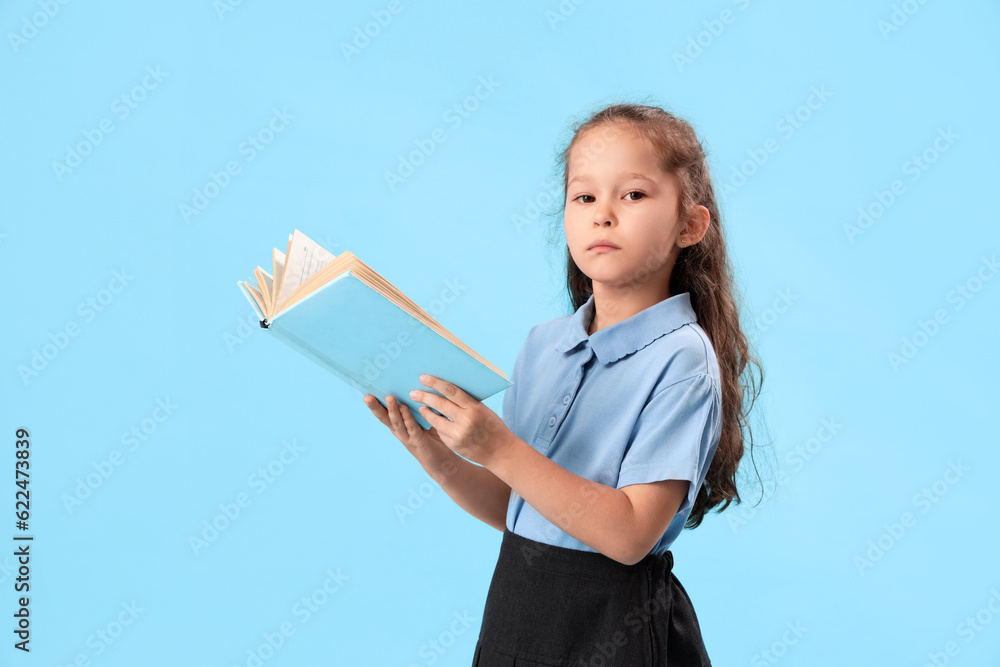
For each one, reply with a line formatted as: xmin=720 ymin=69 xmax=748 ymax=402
xmin=238 ymin=230 xmax=512 ymax=431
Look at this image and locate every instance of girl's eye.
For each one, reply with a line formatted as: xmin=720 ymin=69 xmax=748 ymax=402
xmin=571 ymin=192 xmax=644 ymax=203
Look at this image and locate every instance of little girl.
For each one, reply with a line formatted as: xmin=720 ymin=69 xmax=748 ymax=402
xmin=364 ymin=102 xmax=763 ymax=666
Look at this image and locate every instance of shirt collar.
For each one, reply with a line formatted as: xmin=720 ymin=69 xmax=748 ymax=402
xmin=554 ymin=292 xmax=697 ymax=364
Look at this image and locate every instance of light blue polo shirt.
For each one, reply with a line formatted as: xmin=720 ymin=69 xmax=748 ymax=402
xmin=502 ymin=291 xmax=722 ymax=556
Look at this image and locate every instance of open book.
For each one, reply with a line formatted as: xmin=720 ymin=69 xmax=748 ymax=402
xmin=237 ymin=229 xmax=512 ymax=430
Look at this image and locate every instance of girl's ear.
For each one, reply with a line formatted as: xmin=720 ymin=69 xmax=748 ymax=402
xmin=686 ymin=205 xmax=711 ymax=245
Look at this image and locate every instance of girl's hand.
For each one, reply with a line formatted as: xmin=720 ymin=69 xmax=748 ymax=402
xmin=363 ymin=394 xmax=446 ymax=461
xmin=407 ymin=374 xmax=513 ymax=469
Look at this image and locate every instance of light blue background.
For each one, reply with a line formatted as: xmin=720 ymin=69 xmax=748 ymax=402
xmin=3 ymin=1 xmax=999 ymax=665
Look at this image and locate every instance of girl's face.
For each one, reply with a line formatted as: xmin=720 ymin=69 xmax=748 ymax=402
xmin=564 ymin=123 xmax=687 ymax=296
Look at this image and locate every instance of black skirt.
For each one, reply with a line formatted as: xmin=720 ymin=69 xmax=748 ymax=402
xmin=471 ymin=529 xmax=712 ymax=667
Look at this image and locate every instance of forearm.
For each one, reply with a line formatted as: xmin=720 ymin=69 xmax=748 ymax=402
xmin=487 ymin=434 xmax=638 ymax=564
xmin=417 ymin=442 xmax=511 ymax=532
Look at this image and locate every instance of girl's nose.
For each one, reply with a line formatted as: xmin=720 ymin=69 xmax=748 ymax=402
xmin=593 ymin=207 xmax=614 ymax=226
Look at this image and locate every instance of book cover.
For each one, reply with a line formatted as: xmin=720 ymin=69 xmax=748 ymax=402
xmin=238 ymin=230 xmax=512 ymax=430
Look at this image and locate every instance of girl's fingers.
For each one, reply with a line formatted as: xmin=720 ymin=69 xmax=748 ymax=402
xmin=398 ymin=403 xmax=418 ymax=435
xmin=364 ymin=395 xmax=390 ymax=427
xmin=417 ymin=375 xmax=474 ymax=409
xmin=386 ymin=396 xmax=403 ymax=433
xmin=410 ymin=390 xmax=449 ymax=418
xmin=367 ymin=395 xmax=423 ymax=448
xmin=417 ymin=403 xmax=447 ymax=437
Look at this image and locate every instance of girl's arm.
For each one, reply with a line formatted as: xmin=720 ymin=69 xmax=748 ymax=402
xmin=488 ymin=434 xmax=689 ymax=566
xmin=416 ymin=439 xmax=512 ymax=532
xmin=364 ymin=394 xmax=511 ymax=531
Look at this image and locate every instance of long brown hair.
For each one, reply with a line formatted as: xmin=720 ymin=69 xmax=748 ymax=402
xmin=553 ymin=101 xmax=766 ymax=529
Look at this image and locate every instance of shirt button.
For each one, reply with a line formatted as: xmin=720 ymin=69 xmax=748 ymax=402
xmin=563 ymin=395 xmax=571 ymax=404
xmin=548 ymin=416 xmax=556 ymax=426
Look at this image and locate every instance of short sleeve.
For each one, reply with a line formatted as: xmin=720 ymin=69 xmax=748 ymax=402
xmin=616 ymin=373 xmax=720 ymax=490
xmin=501 ymin=334 xmax=529 ymax=436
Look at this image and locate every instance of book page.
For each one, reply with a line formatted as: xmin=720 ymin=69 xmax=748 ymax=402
xmin=254 ymin=267 xmax=274 ymax=316
xmin=272 ymin=247 xmax=286 ymax=310
xmin=239 ymin=280 xmax=266 ymax=319
xmin=275 ymin=229 xmax=336 ymax=311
